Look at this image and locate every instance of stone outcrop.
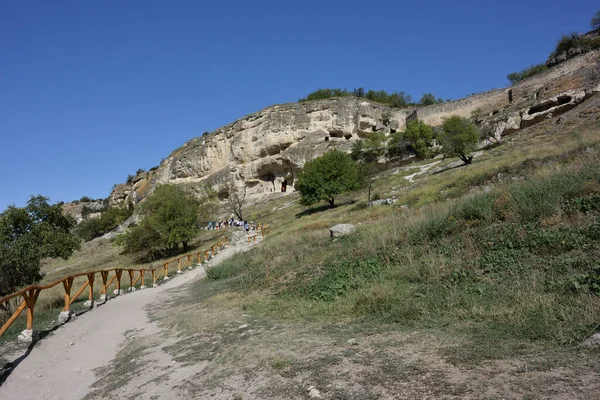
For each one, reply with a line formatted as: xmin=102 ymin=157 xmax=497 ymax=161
xmin=546 ymin=29 xmax=600 ymax=68
xmin=61 ymin=199 xmax=105 ymax=223
xmin=110 ymin=99 xmax=411 ymax=206
xmin=107 ymin=49 xmax=600 ymax=208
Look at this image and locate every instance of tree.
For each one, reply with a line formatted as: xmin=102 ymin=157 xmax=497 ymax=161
xmin=351 ymin=133 xmax=386 ymax=163
xmin=120 ymin=185 xmax=200 ymax=261
xmin=419 ymin=93 xmax=438 ymax=106
xmin=297 ymin=150 xmax=361 ymax=208
xmin=0 ymin=196 xmax=80 ymax=298
xmin=222 ymin=177 xmax=247 ymax=221
xmin=353 ymin=87 xmax=365 ymax=97
xmin=591 ymin=10 xmax=600 ymax=30
xmin=439 ymin=116 xmax=480 ymax=165
xmin=401 ymin=120 xmax=434 ymax=158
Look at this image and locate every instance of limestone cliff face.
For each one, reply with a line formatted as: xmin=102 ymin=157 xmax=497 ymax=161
xmin=108 ymin=49 xmax=600 ymax=208
xmin=109 ymin=98 xmax=410 ymax=206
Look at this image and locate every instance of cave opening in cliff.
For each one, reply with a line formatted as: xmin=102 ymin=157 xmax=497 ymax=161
xmin=528 ymin=95 xmax=572 ymax=115
xmin=281 ymin=179 xmax=287 ymax=192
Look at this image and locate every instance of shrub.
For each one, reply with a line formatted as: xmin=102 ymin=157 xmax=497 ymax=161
xmin=126 ymin=174 xmax=135 ymax=184
xmin=79 ymin=196 xmax=92 ymax=202
xmin=75 ymin=205 xmax=133 ymax=241
xmin=135 ymin=168 xmax=145 ymax=175
xmin=507 ymin=63 xmax=548 ymax=84
xmin=400 ymin=120 xmax=435 ymax=158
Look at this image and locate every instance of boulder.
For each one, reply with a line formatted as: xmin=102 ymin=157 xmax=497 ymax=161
xmin=330 ymin=224 xmax=356 ymax=238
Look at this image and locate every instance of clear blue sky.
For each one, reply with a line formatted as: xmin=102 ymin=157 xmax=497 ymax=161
xmin=0 ymin=1 xmax=597 ymax=210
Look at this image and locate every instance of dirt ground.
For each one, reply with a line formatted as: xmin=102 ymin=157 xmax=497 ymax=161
xmin=1 ymin=231 xmax=599 ymax=400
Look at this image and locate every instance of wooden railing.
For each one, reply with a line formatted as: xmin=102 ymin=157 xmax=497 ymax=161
xmin=248 ymin=224 xmax=270 ymax=243
xmin=0 ymin=236 xmax=229 ymax=338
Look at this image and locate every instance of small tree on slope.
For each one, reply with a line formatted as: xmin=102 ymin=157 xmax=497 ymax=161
xmin=297 ymin=150 xmax=361 ymax=208
xmin=439 ymin=115 xmax=480 ymax=165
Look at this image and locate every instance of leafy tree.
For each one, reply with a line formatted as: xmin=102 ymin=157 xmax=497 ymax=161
xmin=591 ymin=10 xmax=600 ymax=30
xmin=297 ymin=150 xmax=361 ymax=208
xmin=0 ymin=196 xmax=80 ymax=298
xmin=401 ymin=120 xmax=434 ymax=158
xmin=121 ymin=185 xmax=201 ymax=261
xmin=439 ymin=116 xmax=480 ymax=165
xmin=387 ymin=131 xmax=410 ymax=158
xmin=419 ymin=93 xmax=439 ymax=106
xmin=353 ymin=87 xmax=365 ymax=97
xmin=135 ymin=168 xmax=145 ymax=175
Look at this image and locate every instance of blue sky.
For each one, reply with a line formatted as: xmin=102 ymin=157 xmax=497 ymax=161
xmin=0 ymin=1 xmax=597 ymax=210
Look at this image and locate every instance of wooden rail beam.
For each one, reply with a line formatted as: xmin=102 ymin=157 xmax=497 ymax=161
xmin=70 ymin=280 xmax=89 ymax=305
xmin=0 ymin=301 xmax=27 ymax=336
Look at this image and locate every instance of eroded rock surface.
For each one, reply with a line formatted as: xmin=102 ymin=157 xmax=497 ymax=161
xmin=107 ymin=50 xmax=600 ymax=208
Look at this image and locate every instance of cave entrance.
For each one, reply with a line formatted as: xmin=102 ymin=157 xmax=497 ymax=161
xmin=281 ymin=179 xmax=287 ymax=192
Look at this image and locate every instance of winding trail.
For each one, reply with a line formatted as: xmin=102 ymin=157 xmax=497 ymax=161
xmin=0 ymin=232 xmax=254 ymax=400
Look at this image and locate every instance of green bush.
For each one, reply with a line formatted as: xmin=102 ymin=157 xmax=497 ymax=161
xmin=296 ymin=256 xmax=385 ymax=301
xmin=400 ymin=120 xmax=435 ymax=158
xmin=76 ymin=206 xmax=133 ymax=241
xmin=299 ymin=88 xmax=413 ymax=107
xmin=507 ymin=63 xmax=548 ymax=84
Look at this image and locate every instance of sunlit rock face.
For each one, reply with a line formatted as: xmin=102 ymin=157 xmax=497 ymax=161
xmin=108 ymin=49 xmax=600 ymax=208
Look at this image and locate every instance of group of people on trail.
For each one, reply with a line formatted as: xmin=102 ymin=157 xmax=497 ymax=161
xmin=206 ymin=218 xmax=254 ymax=233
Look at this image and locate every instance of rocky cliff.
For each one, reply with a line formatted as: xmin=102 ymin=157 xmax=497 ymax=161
xmin=108 ymin=49 xmax=600 ymax=208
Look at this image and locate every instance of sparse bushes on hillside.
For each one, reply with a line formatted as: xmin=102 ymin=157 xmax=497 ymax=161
xmin=207 ymin=148 xmax=600 ymax=344
xmin=76 ymin=205 xmax=133 ymax=241
xmin=299 ymin=88 xmax=413 ymax=107
xmin=506 ymin=63 xmax=548 ymax=84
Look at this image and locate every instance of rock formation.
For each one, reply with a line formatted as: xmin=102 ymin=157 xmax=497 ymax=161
xmin=107 ymin=49 xmax=600 ymax=208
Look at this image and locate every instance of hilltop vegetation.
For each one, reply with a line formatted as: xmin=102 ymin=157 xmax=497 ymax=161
xmin=299 ymin=87 xmax=445 ymax=107
xmin=507 ymin=10 xmax=600 ymax=83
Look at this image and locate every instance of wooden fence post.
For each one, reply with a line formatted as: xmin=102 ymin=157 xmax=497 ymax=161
xmin=164 ymin=263 xmax=170 ymax=280
xmin=128 ymin=270 xmax=134 ymax=291
xmin=152 ymin=269 xmax=157 ymax=287
xmin=115 ymin=269 xmax=123 ymax=295
xmin=100 ymin=271 xmax=109 ymax=300
xmin=140 ymin=270 xmax=146 ymax=289
xmin=62 ymin=277 xmax=74 ymax=312
xmin=87 ymin=273 xmax=95 ymax=305
xmin=22 ymin=288 xmax=41 ymax=331
xmin=177 ymin=258 xmax=182 ymax=274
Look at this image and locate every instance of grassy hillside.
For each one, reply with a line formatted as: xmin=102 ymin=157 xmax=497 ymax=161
xmin=6 ymin=95 xmax=600 ymax=369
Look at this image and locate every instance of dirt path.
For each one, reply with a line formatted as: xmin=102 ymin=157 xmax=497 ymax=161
xmin=0 ymin=230 xmax=256 ymax=400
